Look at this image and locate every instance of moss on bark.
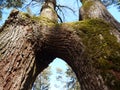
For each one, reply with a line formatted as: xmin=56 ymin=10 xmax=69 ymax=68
xmin=0 ymin=7 xmax=120 ymax=89
xmin=70 ymin=19 xmax=120 ymax=90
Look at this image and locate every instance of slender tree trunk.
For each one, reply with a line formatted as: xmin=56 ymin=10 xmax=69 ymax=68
xmin=0 ymin=0 xmax=120 ymax=90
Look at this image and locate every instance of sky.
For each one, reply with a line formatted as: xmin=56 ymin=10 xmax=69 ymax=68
xmin=0 ymin=0 xmax=120 ymax=24
xmin=108 ymin=4 xmax=120 ymax=22
xmin=49 ymin=58 xmax=68 ymax=90
xmin=0 ymin=0 xmax=120 ymax=89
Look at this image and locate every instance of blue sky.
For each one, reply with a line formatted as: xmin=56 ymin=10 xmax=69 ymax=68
xmin=0 ymin=0 xmax=120 ymax=25
xmin=0 ymin=0 xmax=120 ymax=24
xmin=108 ymin=4 xmax=120 ymax=22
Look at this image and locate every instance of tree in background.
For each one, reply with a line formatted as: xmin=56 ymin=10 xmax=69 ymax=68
xmin=0 ymin=0 xmax=24 ymax=18
xmin=65 ymin=68 xmax=80 ymax=90
xmin=53 ymin=67 xmax=80 ymax=90
xmin=32 ymin=67 xmax=51 ymax=90
xmin=0 ymin=0 xmax=120 ymax=19
xmin=32 ymin=64 xmax=80 ymax=90
xmin=0 ymin=0 xmax=120 ymax=90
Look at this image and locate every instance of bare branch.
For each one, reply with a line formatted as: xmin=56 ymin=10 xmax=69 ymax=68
xmin=56 ymin=5 xmax=76 ymax=14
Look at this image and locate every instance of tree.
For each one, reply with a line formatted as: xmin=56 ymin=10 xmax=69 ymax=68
xmin=65 ymin=68 xmax=80 ymax=90
xmin=0 ymin=0 xmax=120 ymax=90
xmin=0 ymin=0 xmax=120 ymax=20
xmin=0 ymin=0 xmax=24 ymax=18
xmin=50 ymin=66 xmax=80 ymax=90
xmin=32 ymin=66 xmax=51 ymax=90
xmin=32 ymin=62 xmax=80 ymax=90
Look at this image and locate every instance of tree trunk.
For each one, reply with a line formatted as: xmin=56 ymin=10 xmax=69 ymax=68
xmin=0 ymin=0 xmax=120 ymax=90
xmin=80 ymin=0 xmax=120 ymax=32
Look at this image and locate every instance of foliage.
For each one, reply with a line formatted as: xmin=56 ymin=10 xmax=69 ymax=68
xmin=0 ymin=0 xmax=24 ymax=8
xmin=32 ymin=62 xmax=80 ymax=90
xmin=0 ymin=0 xmax=24 ymax=18
xmin=65 ymin=68 xmax=80 ymax=90
xmin=55 ymin=67 xmax=80 ymax=90
xmin=32 ymin=67 xmax=51 ymax=90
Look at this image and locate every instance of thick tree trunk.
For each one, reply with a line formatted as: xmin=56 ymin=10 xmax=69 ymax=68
xmin=79 ymin=0 xmax=120 ymax=90
xmin=0 ymin=9 xmax=47 ymax=90
xmin=0 ymin=0 xmax=120 ymax=90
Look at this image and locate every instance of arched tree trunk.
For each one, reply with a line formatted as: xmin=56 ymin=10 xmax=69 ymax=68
xmin=0 ymin=0 xmax=120 ymax=90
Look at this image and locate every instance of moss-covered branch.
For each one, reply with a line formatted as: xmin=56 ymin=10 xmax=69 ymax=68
xmin=80 ymin=0 xmax=120 ymax=31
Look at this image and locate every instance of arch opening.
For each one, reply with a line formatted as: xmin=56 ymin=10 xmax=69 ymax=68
xmin=29 ymin=28 xmax=105 ymax=90
xmin=32 ymin=57 xmax=81 ymax=90
xmin=30 ymin=28 xmax=93 ymax=90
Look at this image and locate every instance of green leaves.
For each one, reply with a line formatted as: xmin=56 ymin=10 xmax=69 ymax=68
xmin=0 ymin=0 xmax=24 ymax=19
xmin=6 ymin=0 xmax=24 ymax=8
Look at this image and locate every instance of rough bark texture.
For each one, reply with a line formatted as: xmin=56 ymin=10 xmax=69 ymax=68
xmin=0 ymin=0 xmax=120 ymax=90
xmin=0 ymin=10 xmax=107 ymax=90
xmin=79 ymin=0 xmax=120 ymax=90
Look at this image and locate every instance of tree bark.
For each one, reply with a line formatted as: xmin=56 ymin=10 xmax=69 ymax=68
xmin=0 ymin=0 xmax=120 ymax=90
xmin=80 ymin=0 xmax=120 ymax=31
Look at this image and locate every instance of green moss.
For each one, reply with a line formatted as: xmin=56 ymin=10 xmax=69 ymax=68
xmin=19 ymin=12 xmax=31 ymax=19
xmin=31 ymin=16 xmax=45 ymax=23
xmin=101 ymin=71 xmax=120 ymax=90
xmin=71 ymin=18 xmax=120 ymax=89
xmin=31 ymin=16 xmax=49 ymax=22
xmin=82 ymin=1 xmax=94 ymax=19
xmin=97 ymin=57 xmax=112 ymax=70
xmin=73 ymin=19 xmax=120 ymax=58
xmin=18 ymin=12 xmax=57 ymax=27
xmin=31 ymin=15 xmax=57 ymax=26
xmin=83 ymin=1 xmax=93 ymax=11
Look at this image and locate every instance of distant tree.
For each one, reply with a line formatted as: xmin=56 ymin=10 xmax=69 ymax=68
xmin=65 ymin=66 xmax=80 ymax=90
xmin=0 ymin=0 xmax=120 ymax=19
xmin=32 ymin=67 xmax=51 ymax=90
xmin=35 ymin=66 xmax=80 ymax=90
xmin=54 ymin=67 xmax=80 ymax=90
xmin=0 ymin=0 xmax=24 ymax=18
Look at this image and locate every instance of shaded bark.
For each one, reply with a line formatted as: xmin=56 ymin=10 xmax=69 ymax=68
xmin=0 ymin=0 xmax=120 ymax=90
